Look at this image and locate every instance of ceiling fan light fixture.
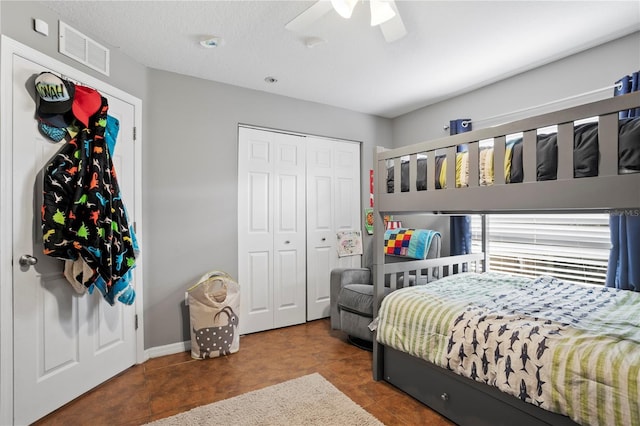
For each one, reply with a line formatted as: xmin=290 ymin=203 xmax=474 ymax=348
xmin=331 ymin=0 xmax=358 ymax=19
xmin=370 ymin=0 xmax=396 ymax=26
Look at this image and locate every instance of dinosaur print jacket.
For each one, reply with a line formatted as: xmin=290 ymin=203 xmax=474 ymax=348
xmin=41 ymin=95 xmax=136 ymax=305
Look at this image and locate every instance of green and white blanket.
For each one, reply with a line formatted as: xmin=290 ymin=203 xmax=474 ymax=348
xmin=377 ymin=272 xmax=640 ymax=426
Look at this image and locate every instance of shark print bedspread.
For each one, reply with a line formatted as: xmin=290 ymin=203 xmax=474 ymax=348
xmin=376 ymin=272 xmax=640 ymax=426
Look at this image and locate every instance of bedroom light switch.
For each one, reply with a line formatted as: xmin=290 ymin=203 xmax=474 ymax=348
xmin=185 ymin=291 xmax=189 ymax=306
xmin=33 ymin=19 xmax=49 ymax=36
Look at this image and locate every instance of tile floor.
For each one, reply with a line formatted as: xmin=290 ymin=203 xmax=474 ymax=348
xmin=33 ymin=319 xmax=455 ymax=425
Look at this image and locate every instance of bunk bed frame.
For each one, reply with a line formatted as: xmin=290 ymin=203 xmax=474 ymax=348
xmin=371 ymin=92 xmax=640 ymax=426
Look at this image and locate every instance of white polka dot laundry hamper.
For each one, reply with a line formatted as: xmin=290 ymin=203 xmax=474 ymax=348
xmin=188 ymin=271 xmax=240 ymax=359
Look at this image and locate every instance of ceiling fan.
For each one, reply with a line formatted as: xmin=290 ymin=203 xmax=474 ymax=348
xmin=285 ymin=0 xmax=407 ymax=43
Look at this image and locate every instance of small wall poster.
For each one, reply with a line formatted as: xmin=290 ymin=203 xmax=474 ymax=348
xmin=336 ymin=230 xmax=363 ymax=257
xmin=365 ymin=208 xmax=374 ymax=235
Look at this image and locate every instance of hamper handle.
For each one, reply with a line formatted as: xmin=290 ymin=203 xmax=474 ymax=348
xmin=188 ymin=270 xmax=234 ymax=291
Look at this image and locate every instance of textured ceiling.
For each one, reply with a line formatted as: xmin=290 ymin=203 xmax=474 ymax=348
xmin=40 ymin=1 xmax=640 ymax=118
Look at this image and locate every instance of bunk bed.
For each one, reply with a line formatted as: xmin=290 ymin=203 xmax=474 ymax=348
xmin=371 ymin=92 xmax=640 ymax=426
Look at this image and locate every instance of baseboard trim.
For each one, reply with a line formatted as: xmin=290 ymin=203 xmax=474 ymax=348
xmin=144 ymin=340 xmax=191 ymax=361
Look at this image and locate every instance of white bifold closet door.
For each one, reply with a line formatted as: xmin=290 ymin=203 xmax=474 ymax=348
xmin=238 ymin=128 xmax=307 ymax=335
xmin=306 ymin=138 xmax=361 ymax=321
xmin=238 ymin=128 xmax=361 ymax=334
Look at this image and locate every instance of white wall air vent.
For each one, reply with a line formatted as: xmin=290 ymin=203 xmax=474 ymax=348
xmin=59 ymin=21 xmax=110 ymax=76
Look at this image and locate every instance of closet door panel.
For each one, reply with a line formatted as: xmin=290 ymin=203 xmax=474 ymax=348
xmin=306 ymin=139 xmax=361 ymax=320
xmin=247 ymin=252 xmax=271 ymax=313
xmin=334 ymin=177 xmax=355 ymax=229
xmin=276 ymin=174 xmax=297 ymax=230
xmin=273 ymin=248 xmax=305 ymax=327
xmin=273 ymin=137 xmax=306 ymax=328
xmin=306 ymin=141 xmax=335 ymax=320
xmin=238 ymin=128 xmax=275 ymax=334
xmin=334 ymin=144 xmax=360 ymax=232
xmin=248 ymin=173 xmax=270 ymax=233
xmin=308 ymin=174 xmax=334 ymax=258
xmin=245 ymin=172 xmax=273 ymax=320
xmin=334 ymin=142 xmax=362 ymax=269
xmin=307 ymin=245 xmax=333 ymax=317
xmin=312 ymin=177 xmax=332 ymax=228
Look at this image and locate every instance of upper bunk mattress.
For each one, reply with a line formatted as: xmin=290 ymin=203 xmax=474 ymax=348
xmin=376 ymin=272 xmax=640 ymax=426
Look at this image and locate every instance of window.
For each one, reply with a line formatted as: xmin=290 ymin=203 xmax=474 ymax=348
xmin=471 ymin=214 xmax=610 ymax=285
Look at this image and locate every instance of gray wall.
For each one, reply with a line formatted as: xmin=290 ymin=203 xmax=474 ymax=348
xmin=393 ymin=31 xmax=640 ymax=147
xmin=145 ymin=70 xmax=391 ymax=348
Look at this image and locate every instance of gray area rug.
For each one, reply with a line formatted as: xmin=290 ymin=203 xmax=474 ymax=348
xmin=145 ymin=373 xmax=384 ymax=425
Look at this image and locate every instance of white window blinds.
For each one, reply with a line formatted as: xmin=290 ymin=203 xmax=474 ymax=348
xmin=471 ymin=214 xmax=610 ymax=285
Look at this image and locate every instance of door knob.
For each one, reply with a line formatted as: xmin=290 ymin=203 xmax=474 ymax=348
xmin=19 ymin=255 xmax=38 ymax=267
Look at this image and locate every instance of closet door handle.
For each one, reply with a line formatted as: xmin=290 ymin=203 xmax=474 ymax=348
xmin=284 ymin=240 xmax=290 ymax=244
xmin=321 ymin=237 xmax=326 ymax=242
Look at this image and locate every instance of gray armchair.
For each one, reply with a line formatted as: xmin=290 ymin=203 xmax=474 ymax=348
xmin=330 ymin=268 xmax=390 ymax=348
xmin=330 ymin=233 xmax=441 ymax=349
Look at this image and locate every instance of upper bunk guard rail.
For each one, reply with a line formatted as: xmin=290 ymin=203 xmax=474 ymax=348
xmin=376 ymin=92 xmax=640 ymax=214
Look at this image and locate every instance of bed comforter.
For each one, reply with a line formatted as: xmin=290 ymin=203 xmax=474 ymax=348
xmin=376 ymin=272 xmax=640 ymax=426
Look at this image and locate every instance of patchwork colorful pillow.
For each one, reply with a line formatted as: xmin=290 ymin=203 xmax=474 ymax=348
xmin=384 ymin=228 xmax=440 ymax=259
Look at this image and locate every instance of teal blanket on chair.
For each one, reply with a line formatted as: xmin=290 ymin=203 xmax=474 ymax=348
xmin=384 ymin=228 xmax=440 ymax=259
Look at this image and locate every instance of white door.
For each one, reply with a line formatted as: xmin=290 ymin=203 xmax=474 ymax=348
xmin=306 ymin=138 xmax=361 ymax=321
xmin=238 ymin=128 xmax=306 ymax=334
xmin=272 ymin=134 xmax=307 ymax=329
xmin=11 ymin=54 xmax=137 ymax=425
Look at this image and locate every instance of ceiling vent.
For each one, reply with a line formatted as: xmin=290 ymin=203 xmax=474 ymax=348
xmin=58 ymin=21 xmax=110 ymax=76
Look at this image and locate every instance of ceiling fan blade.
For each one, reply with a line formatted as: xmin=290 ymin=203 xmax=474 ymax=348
xmin=379 ymin=1 xmax=407 ymax=42
xmin=285 ymin=1 xmax=334 ymax=33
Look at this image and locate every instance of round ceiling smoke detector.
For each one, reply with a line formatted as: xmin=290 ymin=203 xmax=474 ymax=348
xmin=200 ymin=36 xmax=223 ymax=48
